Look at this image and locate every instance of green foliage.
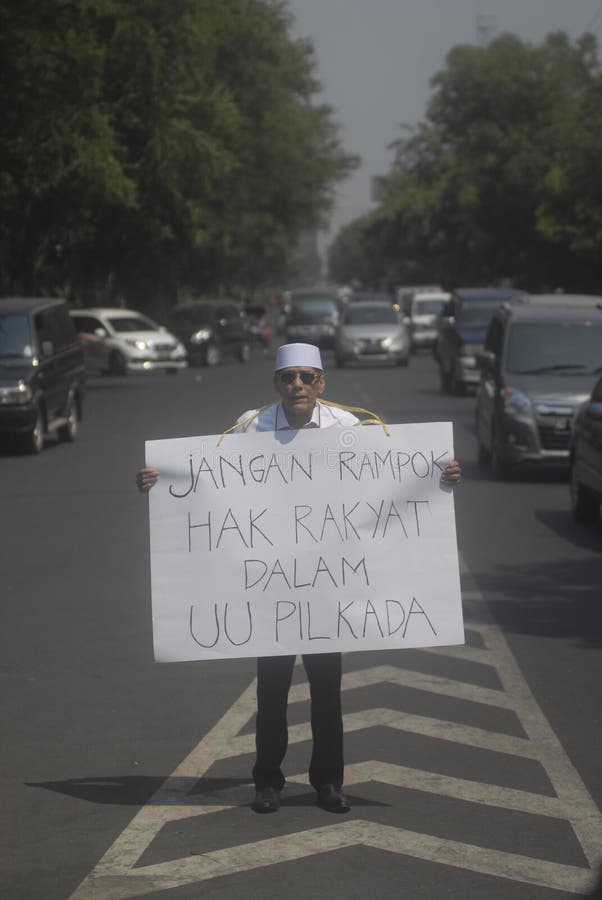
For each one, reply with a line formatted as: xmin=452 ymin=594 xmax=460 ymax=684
xmin=0 ymin=0 xmax=357 ymax=308
xmin=331 ymin=31 xmax=602 ymax=292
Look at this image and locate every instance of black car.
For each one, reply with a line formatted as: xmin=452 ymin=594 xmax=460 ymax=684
xmin=284 ymin=289 xmax=340 ymax=349
xmin=476 ymin=295 xmax=602 ymax=478
xmin=166 ymin=300 xmax=251 ymax=366
xmin=0 ymin=297 xmax=85 ymax=453
xmin=437 ymin=287 xmax=525 ymax=394
xmin=570 ymin=374 xmax=602 ymax=523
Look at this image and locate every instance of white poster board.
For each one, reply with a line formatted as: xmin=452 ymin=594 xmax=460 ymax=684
xmin=145 ymin=422 xmax=464 ymax=662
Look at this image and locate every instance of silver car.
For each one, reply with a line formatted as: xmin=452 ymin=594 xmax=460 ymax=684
xmin=334 ymin=302 xmax=410 ymax=367
xmin=70 ymin=308 xmax=188 ymax=375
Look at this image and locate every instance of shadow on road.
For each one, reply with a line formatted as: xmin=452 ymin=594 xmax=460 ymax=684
xmin=26 ymin=775 xmax=386 ymax=810
xmin=25 ymin=775 xmax=249 ymax=806
xmin=534 ymin=507 xmax=602 ymax=551
xmin=588 ymin=872 xmax=602 ymax=897
xmin=471 ymin=552 xmax=602 ymax=648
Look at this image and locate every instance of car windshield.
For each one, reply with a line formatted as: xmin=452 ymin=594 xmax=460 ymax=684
xmin=507 ymin=322 xmax=602 ymax=374
xmin=108 ymin=315 xmax=159 ymax=332
xmin=457 ymin=301 xmax=502 ymax=328
xmin=289 ymin=299 xmax=337 ymax=323
xmin=413 ymin=299 xmax=447 ymax=315
xmin=0 ymin=314 xmax=33 ymax=357
xmin=344 ymin=306 xmax=398 ymax=325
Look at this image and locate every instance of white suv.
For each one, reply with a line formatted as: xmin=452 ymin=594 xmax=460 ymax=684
xmin=70 ymin=308 xmax=187 ymax=375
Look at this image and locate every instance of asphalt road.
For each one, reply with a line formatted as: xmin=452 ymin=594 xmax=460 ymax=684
xmin=2 ymin=347 xmax=602 ymax=899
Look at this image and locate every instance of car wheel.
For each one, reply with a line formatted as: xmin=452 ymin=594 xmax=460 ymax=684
xmin=239 ymin=342 xmax=251 ymax=363
xmin=109 ymin=351 xmax=127 ymax=376
xmin=569 ymin=462 xmax=600 ymax=523
xmin=205 ymin=344 xmax=220 ymax=366
xmin=21 ymin=405 xmax=44 ymax=454
xmin=396 ymin=354 xmax=409 ymax=367
xmin=58 ymin=395 xmax=79 ymax=442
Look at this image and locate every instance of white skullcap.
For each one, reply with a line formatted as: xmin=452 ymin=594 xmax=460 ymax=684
xmin=274 ymin=343 xmax=323 ymax=371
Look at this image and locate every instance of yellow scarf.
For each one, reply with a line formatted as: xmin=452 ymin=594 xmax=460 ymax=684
xmin=217 ymin=399 xmax=389 ymax=445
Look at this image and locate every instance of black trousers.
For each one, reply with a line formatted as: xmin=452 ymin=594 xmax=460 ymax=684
xmin=252 ymin=652 xmax=343 ymax=791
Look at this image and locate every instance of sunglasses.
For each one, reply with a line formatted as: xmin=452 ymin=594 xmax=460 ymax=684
xmin=278 ymin=370 xmax=320 ymax=385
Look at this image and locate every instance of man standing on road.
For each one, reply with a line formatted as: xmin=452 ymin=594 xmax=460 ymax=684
xmin=136 ymin=342 xmax=461 ymax=815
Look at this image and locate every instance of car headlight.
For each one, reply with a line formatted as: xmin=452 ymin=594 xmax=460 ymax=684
xmin=190 ymin=329 xmax=211 ymax=344
xmin=383 ymin=336 xmax=404 ymax=350
xmin=125 ymin=339 xmax=148 ymax=350
xmin=502 ymin=387 xmax=532 ymax=417
xmin=0 ymin=380 xmax=33 ymax=405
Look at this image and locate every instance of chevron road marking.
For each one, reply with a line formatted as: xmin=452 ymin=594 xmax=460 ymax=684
xmin=69 ymin=559 xmax=602 ymax=898
xmin=220 ymin=707 xmax=536 ymax=760
xmin=70 ymin=821 xmax=596 ymax=899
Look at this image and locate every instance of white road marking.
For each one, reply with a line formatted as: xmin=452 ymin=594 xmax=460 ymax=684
xmin=69 ymin=558 xmax=602 ymax=898
xmin=71 ymin=822 xmax=596 ymax=898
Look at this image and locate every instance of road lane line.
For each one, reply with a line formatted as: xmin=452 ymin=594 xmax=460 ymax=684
xmin=329 ymin=761 xmax=578 ymax=820
xmin=421 ymin=644 xmax=493 ymax=664
xmin=458 ymin=558 xmax=602 ymax=870
xmin=69 ymin=679 xmax=258 ymax=890
xmin=218 ymin=709 xmax=536 ymax=761
xmin=68 ymin=556 xmax=602 ymax=898
xmin=76 ymin=822 xmax=597 ymax=897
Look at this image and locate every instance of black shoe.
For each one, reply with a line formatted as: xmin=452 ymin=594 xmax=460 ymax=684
xmin=252 ymin=786 xmax=280 ymax=814
xmin=316 ymin=784 xmax=350 ymax=813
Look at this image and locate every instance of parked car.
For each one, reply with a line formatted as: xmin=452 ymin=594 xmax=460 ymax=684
xmin=409 ymin=291 xmax=451 ymax=351
xmin=165 ymin=300 xmax=251 ymax=366
xmin=0 ymin=297 xmax=85 ymax=453
xmin=475 ymin=295 xmax=602 ymax=478
xmin=437 ymin=287 xmax=525 ymax=394
xmin=334 ymin=302 xmax=410 ymax=367
xmin=569 ymin=375 xmax=602 ymax=523
xmin=70 ymin=308 xmax=187 ymax=375
xmin=285 ymin=289 xmax=340 ymax=349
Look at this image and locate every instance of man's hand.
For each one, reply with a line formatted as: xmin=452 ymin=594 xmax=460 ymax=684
xmin=136 ymin=467 xmax=159 ymax=493
xmin=441 ymin=460 xmax=461 ymax=486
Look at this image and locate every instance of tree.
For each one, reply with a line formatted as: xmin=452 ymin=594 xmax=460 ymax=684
xmin=335 ymin=31 xmax=602 ymax=292
xmin=0 ymin=0 xmax=358 ymax=309
xmin=0 ymin=0 xmax=133 ymax=297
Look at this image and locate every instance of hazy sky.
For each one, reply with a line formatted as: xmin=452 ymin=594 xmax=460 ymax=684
xmin=286 ymin=0 xmax=602 ymax=239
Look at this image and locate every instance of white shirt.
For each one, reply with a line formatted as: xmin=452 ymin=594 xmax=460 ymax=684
xmin=234 ymin=400 xmax=359 ymax=432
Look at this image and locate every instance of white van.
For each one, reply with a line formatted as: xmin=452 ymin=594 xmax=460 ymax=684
xmin=409 ymin=291 xmax=451 ymax=351
xmin=70 ymin=308 xmax=187 ymax=375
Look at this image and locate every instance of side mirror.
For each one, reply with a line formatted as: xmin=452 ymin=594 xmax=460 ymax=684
xmin=41 ymin=339 xmax=54 ymax=356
